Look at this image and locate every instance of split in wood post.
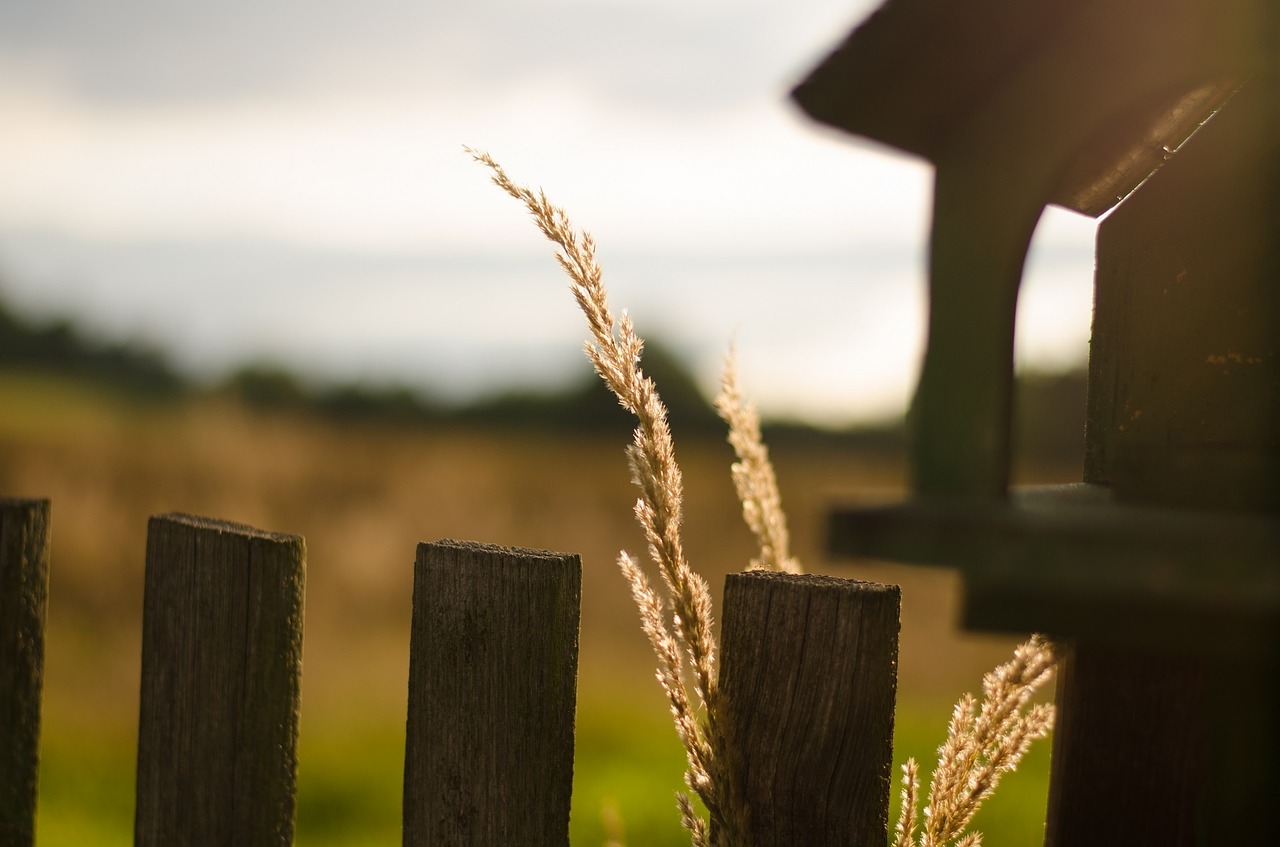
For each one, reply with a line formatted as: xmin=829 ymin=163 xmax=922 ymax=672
xmin=718 ymin=570 xmax=900 ymax=845
xmin=134 ymin=513 xmax=305 ymax=847
xmin=403 ymin=540 xmax=581 ymax=847
xmin=0 ymin=498 xmax=50 ymax=847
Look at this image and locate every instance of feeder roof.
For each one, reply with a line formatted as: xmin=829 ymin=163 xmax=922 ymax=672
xmin=793 ymin=0 xmax=1269 ymax=216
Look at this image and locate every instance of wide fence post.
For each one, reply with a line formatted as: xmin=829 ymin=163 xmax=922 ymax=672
xmin=403 ymin=540 xmax=581 ymax=846
xmin=134 ymin=514 xmax=305 ymax=847
xmin=719 ymin=571 xmax=901 ymax=845
xmin=0 ymin=498 xmax=50 ymax=847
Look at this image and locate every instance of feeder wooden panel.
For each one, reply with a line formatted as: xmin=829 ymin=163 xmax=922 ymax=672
xmin=1088 ymin=79 xmax=1280 ymax=512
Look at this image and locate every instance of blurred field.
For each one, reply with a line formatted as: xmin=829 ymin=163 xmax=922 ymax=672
xmin=0 ymin=367 xmax=1074 ymax=845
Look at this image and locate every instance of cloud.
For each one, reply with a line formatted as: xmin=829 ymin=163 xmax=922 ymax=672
xmin=0 ymin=0 xmax=1094 ymax=424
xmin=1 ymin=0 xmax=873 ymax=110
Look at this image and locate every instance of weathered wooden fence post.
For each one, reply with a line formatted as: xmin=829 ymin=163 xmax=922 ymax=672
xmin=719 ymin=571 xmax=900 ymax=845
xmin=134 ymin=514 xmax=305 ymax=847
xmin=403 ymin=540 xmax=581 ymax=846
xmin=0 ymin=498 xmax=50 ymax=847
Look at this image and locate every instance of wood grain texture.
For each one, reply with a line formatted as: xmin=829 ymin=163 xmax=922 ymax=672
xmin=403 ymin=540 xmax=580 ymax=846
xmin=718 ymin=571 xmax=900 ymax=846
xmin=1045 ymin=644 xmax=1208 ymax=847
xmin=134 ymin=514 xmax=305 ymax=847
xmin=0 ymin=498 xmax=49 ymax=847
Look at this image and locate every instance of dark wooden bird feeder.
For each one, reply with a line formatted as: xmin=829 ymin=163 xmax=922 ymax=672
xmin=795 ymin=0 xmax=1280 ymax=842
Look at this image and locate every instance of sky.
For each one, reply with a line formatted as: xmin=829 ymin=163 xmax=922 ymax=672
xmin=0 ymin=0 xmax=1099 ymax=425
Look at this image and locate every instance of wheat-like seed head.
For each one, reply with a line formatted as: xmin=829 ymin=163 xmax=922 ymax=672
xmin=715 ymin=349 xmax=802 ymax=574
xmin=677 ymin=794 xmax=710 ymax=847
xmin=893 ymin=758 xmax=921 ymax=847
xmin=618 ymin=552 xmax=714 ymax=788
xmin=471 ymin=148 xmax=732 ymax=843
xmin=895 ymin=635 xmax=1057 ymax=847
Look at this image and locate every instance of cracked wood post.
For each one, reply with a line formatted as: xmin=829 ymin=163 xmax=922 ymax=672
xmin=403 ymin=540 xmax=581 ymax=846
xmin=134 ymin=514 xmax=305 ymax=847
xmin=0 ymin=498 xmax=50 ymax=847
xmin=719 ymin=571 xmax=900 ymax=845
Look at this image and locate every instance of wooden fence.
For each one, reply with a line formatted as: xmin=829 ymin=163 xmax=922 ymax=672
xmin=0 ymin=496 xmax=901 ymax=846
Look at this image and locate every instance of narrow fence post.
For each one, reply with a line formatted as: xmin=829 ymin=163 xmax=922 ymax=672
xmin=134 ymin=514 xmax=305 ymax=847
xmin=403 ymin=540 xmax=581 ymax=846
xmin=0 ymin=498 xmax=50 ymax=847
xmin=719 ymin=571 xmax=901 ymax=845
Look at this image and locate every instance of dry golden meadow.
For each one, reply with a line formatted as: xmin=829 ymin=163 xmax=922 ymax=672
xmin=0 ymin=367 xmax=1073 ymax=844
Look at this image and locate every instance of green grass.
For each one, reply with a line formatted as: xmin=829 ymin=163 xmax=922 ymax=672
xmin=295 ymin=727 xmax=403 ymax=847
xmin=36 ymin=732 xmax=135 ymax=847
xmin=569 ymin=693 xmax=694 ymax=846
xmin=34 ymin=693 xmax=1050 ymax=846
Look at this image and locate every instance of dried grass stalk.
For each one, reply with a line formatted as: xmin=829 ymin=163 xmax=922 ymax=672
xmin=893 ymin=758 xmax=920 ymax=847
xmin=714 ymin=349 xmax=801 ymax=574
xmin=471 ymin=147 xmax=1057 ymax=847
xmin=471 ymin=148 xmax=732 ymax=842
xmin=894 ymin=635 xmax=1058 ymax=847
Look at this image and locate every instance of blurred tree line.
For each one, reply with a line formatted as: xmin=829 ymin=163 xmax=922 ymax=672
xmin=0 ymin=292 xmax=1085 ymax=464
xmin=0 ymin=297 xmax=184 ymax=397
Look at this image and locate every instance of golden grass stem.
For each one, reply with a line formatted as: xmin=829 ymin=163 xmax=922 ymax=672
xmin=714 ymin=349 xmax=801 ymax=574
xmin=896 ymin=635 xmax=1058 ymax=847
xmin=470 ymin=148 xmax=732 ymax=842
